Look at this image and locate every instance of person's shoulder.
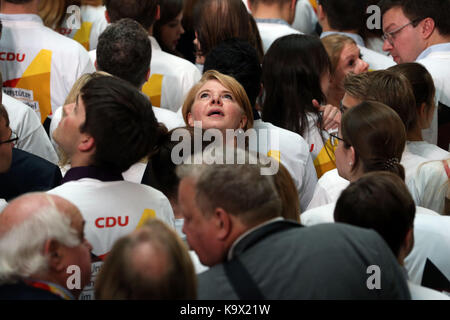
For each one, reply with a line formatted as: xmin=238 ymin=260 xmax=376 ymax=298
xmin=300 ymin=202 xmax=336 ymax=226
xmin=358 ymin=45 xmax=395 ymax=70
xmin=152 ymin=48 xmax=199 ymax=74
xmin=2 ymin=93 xmax=31 ymax=120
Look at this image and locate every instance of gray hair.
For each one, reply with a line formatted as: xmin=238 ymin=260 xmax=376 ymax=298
xmin=176 ymin=148 xmax=282 ymax=226
xmin=0 ymin=205 xmax=80 ymax=284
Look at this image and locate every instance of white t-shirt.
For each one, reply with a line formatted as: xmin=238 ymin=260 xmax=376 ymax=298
xmin=152 ymin=106 xmax=186 ymax=131
xmin=416 ymin=43 xmax=450 ymax=145
xmin=306 ymin=168 xmax=348 ymax=210
xmin=59 ymin=5 xmax=107 ymax=51
xmin=86 ymin=8 xmax=108 ymax=51
xmin=47 ymin=177 xmax=175 ymax=300
xmin=408 ymin=281 xmax=450 ymax=300
xmin=251 ymin=119 xmax=318 ymax=211
xmin=300 ymin=204 xmax=449 ymax=295
xmin=142 ymin=37 xmax=201 ymax=112
xmin=307 ymin=147 xmax=432 ymax=209
xmin=303 ymin=113 xmax=337 ymax=179
xmin=0 ymin=14 xmax=95 ymax=122
xmin=406 ymin=140 xmax=450 ymax=161
xmin=404 ymin=214 xmax=450 ymax=294
xmin=3 ymin=93 xmax=58 ymax=164
xmin=408 ymin=160 xmax=449 ymax=214
xmin=301 ymin=202 xmax=438 ymax=226
xmin=256 ymin=19 xmax=302 ymax=53
xmin=292 ymin=0 xmax=318 ymax=35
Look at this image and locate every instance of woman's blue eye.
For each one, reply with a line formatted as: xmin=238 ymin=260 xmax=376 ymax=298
xmin=200 ymin=93 xmax=209 ymax=98
xmin=223 ymin=94 xmax=233 ymax=99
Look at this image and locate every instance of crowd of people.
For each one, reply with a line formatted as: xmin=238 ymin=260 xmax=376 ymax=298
xmin=0 ymin=0 xmax=449 ymax=300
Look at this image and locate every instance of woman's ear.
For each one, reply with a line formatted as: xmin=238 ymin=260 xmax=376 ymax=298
xmin=239 ymin=114 xmax=248 ymax=130
xmin=187 ymin=112 xmax=194 ymax=127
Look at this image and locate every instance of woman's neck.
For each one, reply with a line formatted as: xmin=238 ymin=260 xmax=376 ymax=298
xmin=407 ymin=124 xmax=424 ymax=142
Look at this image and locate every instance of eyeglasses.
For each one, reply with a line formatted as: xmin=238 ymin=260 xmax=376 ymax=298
xmin=329 ymin=133 xmax=345 ymax=146
xmin=382 ymin=18 xmax=421 ymax=45
xmin=0 ymin=130 xmax=19 ymax=145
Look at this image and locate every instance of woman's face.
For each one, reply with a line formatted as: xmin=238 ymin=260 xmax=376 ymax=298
xmin=187 ymin=79 xmax=247 ymax=130
xmin=334 ymin=128 xmax=353 ymax=181
xmin=160 ymin=12 xmax=184 ymax=51
xmin=334 ymin=43 xmax=369 ymax=87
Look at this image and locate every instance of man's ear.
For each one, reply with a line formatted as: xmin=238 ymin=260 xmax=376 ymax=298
xmin=78 ymin=134 xmax=95 ymax=153
xmin=104 ymin=10 xmax=110 ymax=23
xmin=317 ymin=4 xmax=326 ymax=21
xmin=94 ymin=60 xmax=98 ymax=71
xmin=44 ymin=239 xmax=65 ymax=273
xmin=214 ymin=208 xmax=232 ymax=241
xmin=146 ymin=68 xmax=151 ymax=82
xmin=421 ymin=17 xmax=435 ymax=40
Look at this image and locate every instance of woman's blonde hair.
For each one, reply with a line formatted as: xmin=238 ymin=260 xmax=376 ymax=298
xmin=182 ymin=70 xmax=254 ymax=130
xmin=321 ymin=34 xmax=356 ymax=75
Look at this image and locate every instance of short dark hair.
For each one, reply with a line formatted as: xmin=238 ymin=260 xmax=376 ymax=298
xmin=388 ymin=62 xmax=436 ymax=118
xmin=262 ymin=34 xmax=331 ymax=137
xmin=319 ymin=0 xmax=366 ymax=32
xmin=104 ymin=0 xmax=159 ymax=30
xmin=379 ymin=0 xmax=450 ymax=35
xmin=193 ymin=0 xmax=264 ymax=61
xmin=341 ymin=101 xmax=406 ymax=180
xmin=365 ymin=70 xmax=417 ymax=132
xmin=334 ymin=171 xmax=416 ymax=257
xmin=142 ymin=126 xmax=213 ymax=201
xmin=96 ymin=18 xmax=151 ymax=88
xmin=79 ymin=76 xmax=167 ymax=172
xmin=203 ymin=38 xmax=262 ymax=109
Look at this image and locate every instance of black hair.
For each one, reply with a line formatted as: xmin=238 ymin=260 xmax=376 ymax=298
xmin=104 ymin=0 xmax=159 ymax=30
xmin=96 ymin=18 xmax=151 ymax=88
xmin=203 ymin=38 xmax=261 ymax=110
xmin=79 ymin=75 xmax=167 ymax=173
xmin=319 ymin=0 xmax=366 ymax=33
xmin=261 ymin=34 xmax=331 ymax=137
xmin=334 ymin=171 xmax=416 ymax=257
xmin=379 ymin=0 xmax=450 ymax=35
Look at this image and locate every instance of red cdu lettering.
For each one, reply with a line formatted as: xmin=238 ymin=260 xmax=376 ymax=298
xmin=0 ymin=52 xmax=5 ymax=61
xmin=95 ymin=217 xmax=105 ymax=228
xmin=106 ymin=217 xmax=116 ymax=227
xmin=7 ymin=53 xmax=15 ymax=61
xmin=17 ymin=53 xmax=25 ymax=62
xmin=95 ymin=216 xmax=129 ymax=228
xmin=118 ymin=216 xmax=129 ymax=227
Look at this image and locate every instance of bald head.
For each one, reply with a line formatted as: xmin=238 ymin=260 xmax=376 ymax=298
xmin=0 ymin=193 xmax=81 ymax=236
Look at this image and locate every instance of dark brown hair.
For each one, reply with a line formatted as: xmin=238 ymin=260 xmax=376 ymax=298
xmin=341 ymin=101 xmax=406 ymax=180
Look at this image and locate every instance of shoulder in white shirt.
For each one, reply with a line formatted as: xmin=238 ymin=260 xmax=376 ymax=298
xmin=251 ymin=119 xmax=318 ymax=211
xmin=3 ymin=94 xmax=58 ymax=164
xmin=256 ymin=20 xmax=302 ymax=53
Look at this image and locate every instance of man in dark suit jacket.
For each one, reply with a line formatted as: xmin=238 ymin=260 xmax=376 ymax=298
xmin=176 ymin=148 xmax=411 ymax=299
xmin=0 ymin=148 xmax=62 ymax=201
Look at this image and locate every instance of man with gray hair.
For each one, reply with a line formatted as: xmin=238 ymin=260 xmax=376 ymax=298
xmin=0 ymin=193 xmax=92 ymax=300
xmin=176 ymin=148 xmax=411 ymax=299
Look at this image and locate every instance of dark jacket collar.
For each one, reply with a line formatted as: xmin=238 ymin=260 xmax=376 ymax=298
xmin=61 ymin=166 xmax=124 ymax=184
